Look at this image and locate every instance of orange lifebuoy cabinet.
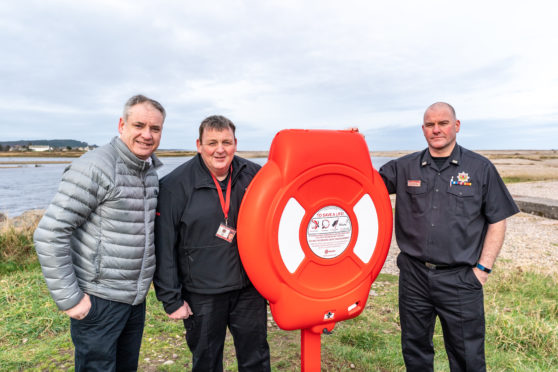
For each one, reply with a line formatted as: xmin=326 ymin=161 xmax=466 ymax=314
xmin=237 ymin=129 xmax=392 ymax=371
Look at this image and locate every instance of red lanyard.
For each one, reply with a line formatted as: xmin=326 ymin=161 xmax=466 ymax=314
xmin=210 ymin=166 xmax=232 ymax=225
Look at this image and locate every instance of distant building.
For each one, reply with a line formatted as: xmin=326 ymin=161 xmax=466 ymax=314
xmin=29 ymin=145 xmax=52 ymax=152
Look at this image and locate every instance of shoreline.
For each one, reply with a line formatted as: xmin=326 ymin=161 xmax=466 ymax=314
xmin=1 ymin=149 xmax=557 ymax=158
xmin=3 ymin=179 xmax=557 ymax=275
xmin=5 ymin=149 xmax=556 ymax=160
xmin=3 ymin=149 xmax=557 ymax=182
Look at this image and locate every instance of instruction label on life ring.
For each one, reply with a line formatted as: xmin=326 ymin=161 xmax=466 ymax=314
xmin=306 ymin=205 xmax=352 ymax=259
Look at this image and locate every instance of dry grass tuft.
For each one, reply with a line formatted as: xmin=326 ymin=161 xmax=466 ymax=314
xmin=0 ymin=213 xmax=41 ymax=274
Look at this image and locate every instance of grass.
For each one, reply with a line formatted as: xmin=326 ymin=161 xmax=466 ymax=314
xmin=485 ymin=153 xmax=558 ymax=161
xmin=497 ymin=164 xmax=558 ymax=183
xmin=0 ymin=151 xmax=87 ymax=158
xmin=502 ymin=175 xmax=557 ymax=183
xmin=1 ymin=222 xmax=556 ymax=371
xmin=0 ymin=225 xmax=39 ymax=275
xmin=0 ymin=150 xmax=268 ymax=159
xmin=1 ymin=264 xmax=556 ymax=371
xmin=485 ymin=268 xmax=558 ymax=370
xmin=502 ymin=176 xmax=538 ymax=184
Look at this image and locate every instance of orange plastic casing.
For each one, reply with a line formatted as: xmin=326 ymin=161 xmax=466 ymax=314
xmin=237 ymin=129 xmax=392 ymax=331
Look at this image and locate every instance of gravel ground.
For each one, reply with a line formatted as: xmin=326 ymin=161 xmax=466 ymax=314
xmin=380 ymin=181 xmax=558 ymax=276
xmin=506 ymin=180 xmax=558 ymax=200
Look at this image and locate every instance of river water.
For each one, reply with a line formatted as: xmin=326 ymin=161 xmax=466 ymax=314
xmin=0 ymin=156 xmax=392 ymax=217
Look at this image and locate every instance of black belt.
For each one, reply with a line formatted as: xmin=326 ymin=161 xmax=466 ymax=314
xmin=423 ymin=262 xmax=457 ymax=270
xmin=405 ymin=253 xmax=466 ymax=270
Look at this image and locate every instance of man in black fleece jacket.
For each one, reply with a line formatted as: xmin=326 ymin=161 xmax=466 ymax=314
xmin=154 ymin=115 xmax=270 ymax=372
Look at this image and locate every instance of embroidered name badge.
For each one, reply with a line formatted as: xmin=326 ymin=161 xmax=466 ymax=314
xmin=407 ymin=180 xmax=421 ymax=187
xmin=450 ymin=172 xmax=472 ymax=187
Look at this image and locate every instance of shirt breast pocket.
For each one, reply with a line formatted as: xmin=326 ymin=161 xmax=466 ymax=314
xmin=447 ymin=186 xmax=476 ymax=217
xmin=405 ymin=183 xmax=428 ymax=215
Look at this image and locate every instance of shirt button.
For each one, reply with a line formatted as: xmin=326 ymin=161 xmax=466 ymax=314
xmin=431 ymin=223 xmax=435 ymax=227
xmin=435 ymin=189 xmax=439 ymax=192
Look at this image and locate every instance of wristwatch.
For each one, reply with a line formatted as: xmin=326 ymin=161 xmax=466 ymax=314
xmin=476 ymin=263 xmax=492 ymax=274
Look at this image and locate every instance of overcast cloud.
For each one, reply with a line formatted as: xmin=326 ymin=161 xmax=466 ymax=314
xmin=1 ymin=0 xmax=557 ymax=151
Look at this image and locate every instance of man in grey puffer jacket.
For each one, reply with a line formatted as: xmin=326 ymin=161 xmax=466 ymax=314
xmin=34 ymin=94 xmax=165 ymax=371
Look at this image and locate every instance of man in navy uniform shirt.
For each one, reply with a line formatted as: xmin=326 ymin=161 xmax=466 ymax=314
xmin=379 ymin=102 xmax=519 ymax=371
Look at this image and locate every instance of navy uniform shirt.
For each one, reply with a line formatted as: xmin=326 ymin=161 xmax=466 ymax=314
xmin=379 ymin=144 xmax=519 ymax=266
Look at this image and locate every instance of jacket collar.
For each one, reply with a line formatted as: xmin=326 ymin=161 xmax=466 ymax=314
xmin=420 ymin=144 xmax=462 ymax=170
xmin=193 ymin=153 xmax=245 ymax=189
xmin=110 ymin=136 xmax=163 ymax=172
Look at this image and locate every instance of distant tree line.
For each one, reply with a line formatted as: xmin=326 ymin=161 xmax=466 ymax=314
xmin=0 ymin=139 xmax=96 ymax=152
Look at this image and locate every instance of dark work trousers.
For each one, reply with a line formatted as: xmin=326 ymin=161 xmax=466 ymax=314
xmin=70 ymin=295 xmax=146 ymax=372
xmin=183 ymin=285 xmax=271 ymax=372
xmin=397 ymin=253 xmax=486 ymax=372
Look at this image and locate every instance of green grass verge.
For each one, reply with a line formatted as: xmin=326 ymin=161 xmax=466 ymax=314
xmin=502 ymin=177 xmax=540 ymax=184
xmin=1 ymin=268 xmax=556 ymax=371
xmin=0 ymin=226 xmax=39 ymax=275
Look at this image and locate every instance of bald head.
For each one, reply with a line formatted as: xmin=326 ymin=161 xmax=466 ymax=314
xmin=424 ymin=102 xmax=456 ymax=122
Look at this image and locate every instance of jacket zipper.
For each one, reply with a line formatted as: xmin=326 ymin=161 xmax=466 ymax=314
xmin=135 ymin=170 xmax=149 ymax=303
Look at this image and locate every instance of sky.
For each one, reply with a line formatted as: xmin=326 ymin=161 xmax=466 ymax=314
xmin=1 ymin=1 xmax=557 ymax=151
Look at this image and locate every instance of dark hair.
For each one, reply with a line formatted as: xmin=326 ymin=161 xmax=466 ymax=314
xmin=123 ymin=95 xmax=166 ymax=121
xmin=198 ymin=115 xmax=236 ymax=142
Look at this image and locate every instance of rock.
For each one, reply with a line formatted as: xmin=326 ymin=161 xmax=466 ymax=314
xmin=10 ymin=209 xmax=44 ymax=231
xmin=513 ymin=195 xmax=558 ymax=220
xmin=163 ymin=360 xmax=175 ymax=365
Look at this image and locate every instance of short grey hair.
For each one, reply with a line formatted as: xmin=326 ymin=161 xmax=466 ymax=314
xmin=123 ymin=95 xmax=166 ymax=121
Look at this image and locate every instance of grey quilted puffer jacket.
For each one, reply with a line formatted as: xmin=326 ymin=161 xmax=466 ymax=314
xmin=33 ymin=137 xmax=162 ymax=311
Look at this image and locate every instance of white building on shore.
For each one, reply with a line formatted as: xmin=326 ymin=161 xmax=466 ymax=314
xmin=29 ymin=145 xmax=52 ymax=152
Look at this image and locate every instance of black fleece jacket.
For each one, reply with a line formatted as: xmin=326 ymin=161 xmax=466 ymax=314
xmin=153 ymin=154 xmax=260 ymax=314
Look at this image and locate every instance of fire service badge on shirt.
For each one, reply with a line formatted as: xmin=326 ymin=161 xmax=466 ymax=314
xmin=450 ymin=171 xmax=472 ymax=187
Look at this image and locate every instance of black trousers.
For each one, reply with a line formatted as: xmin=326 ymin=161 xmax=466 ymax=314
xmin=70 ymin=295 xmax=146 ymax=372
xmin=397 ymin=253 xmax=486 ymax=372
xmin=183 ymin=285 xmax=271 ymax=372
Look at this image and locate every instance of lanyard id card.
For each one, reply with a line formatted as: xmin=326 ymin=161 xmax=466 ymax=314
xmin=211 ymin=166 xmax=236 ymax=242
xmin=216 ymin=223 xmax=236 ymax=242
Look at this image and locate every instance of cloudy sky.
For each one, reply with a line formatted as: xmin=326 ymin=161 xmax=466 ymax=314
xmin=1 ymin=1 xmax=557 ymax=151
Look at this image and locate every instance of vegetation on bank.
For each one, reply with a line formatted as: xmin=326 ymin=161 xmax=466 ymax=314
xmin=502 ymin=176 xmax=547 ymax=184
xmin=1 ymin=223 xmax=556 ymax=371
xmin=501 ymin=173 xmax=558 ymax=183
xmin=0 ymin=150 xmax=266 ymax=159
xmin=2 ymin=148 xmax=557 ymax=157
xmin=0 ymin=151 xmax=88 ymax=158
xmin=0 ymin=224 xmax=38 ymax=275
